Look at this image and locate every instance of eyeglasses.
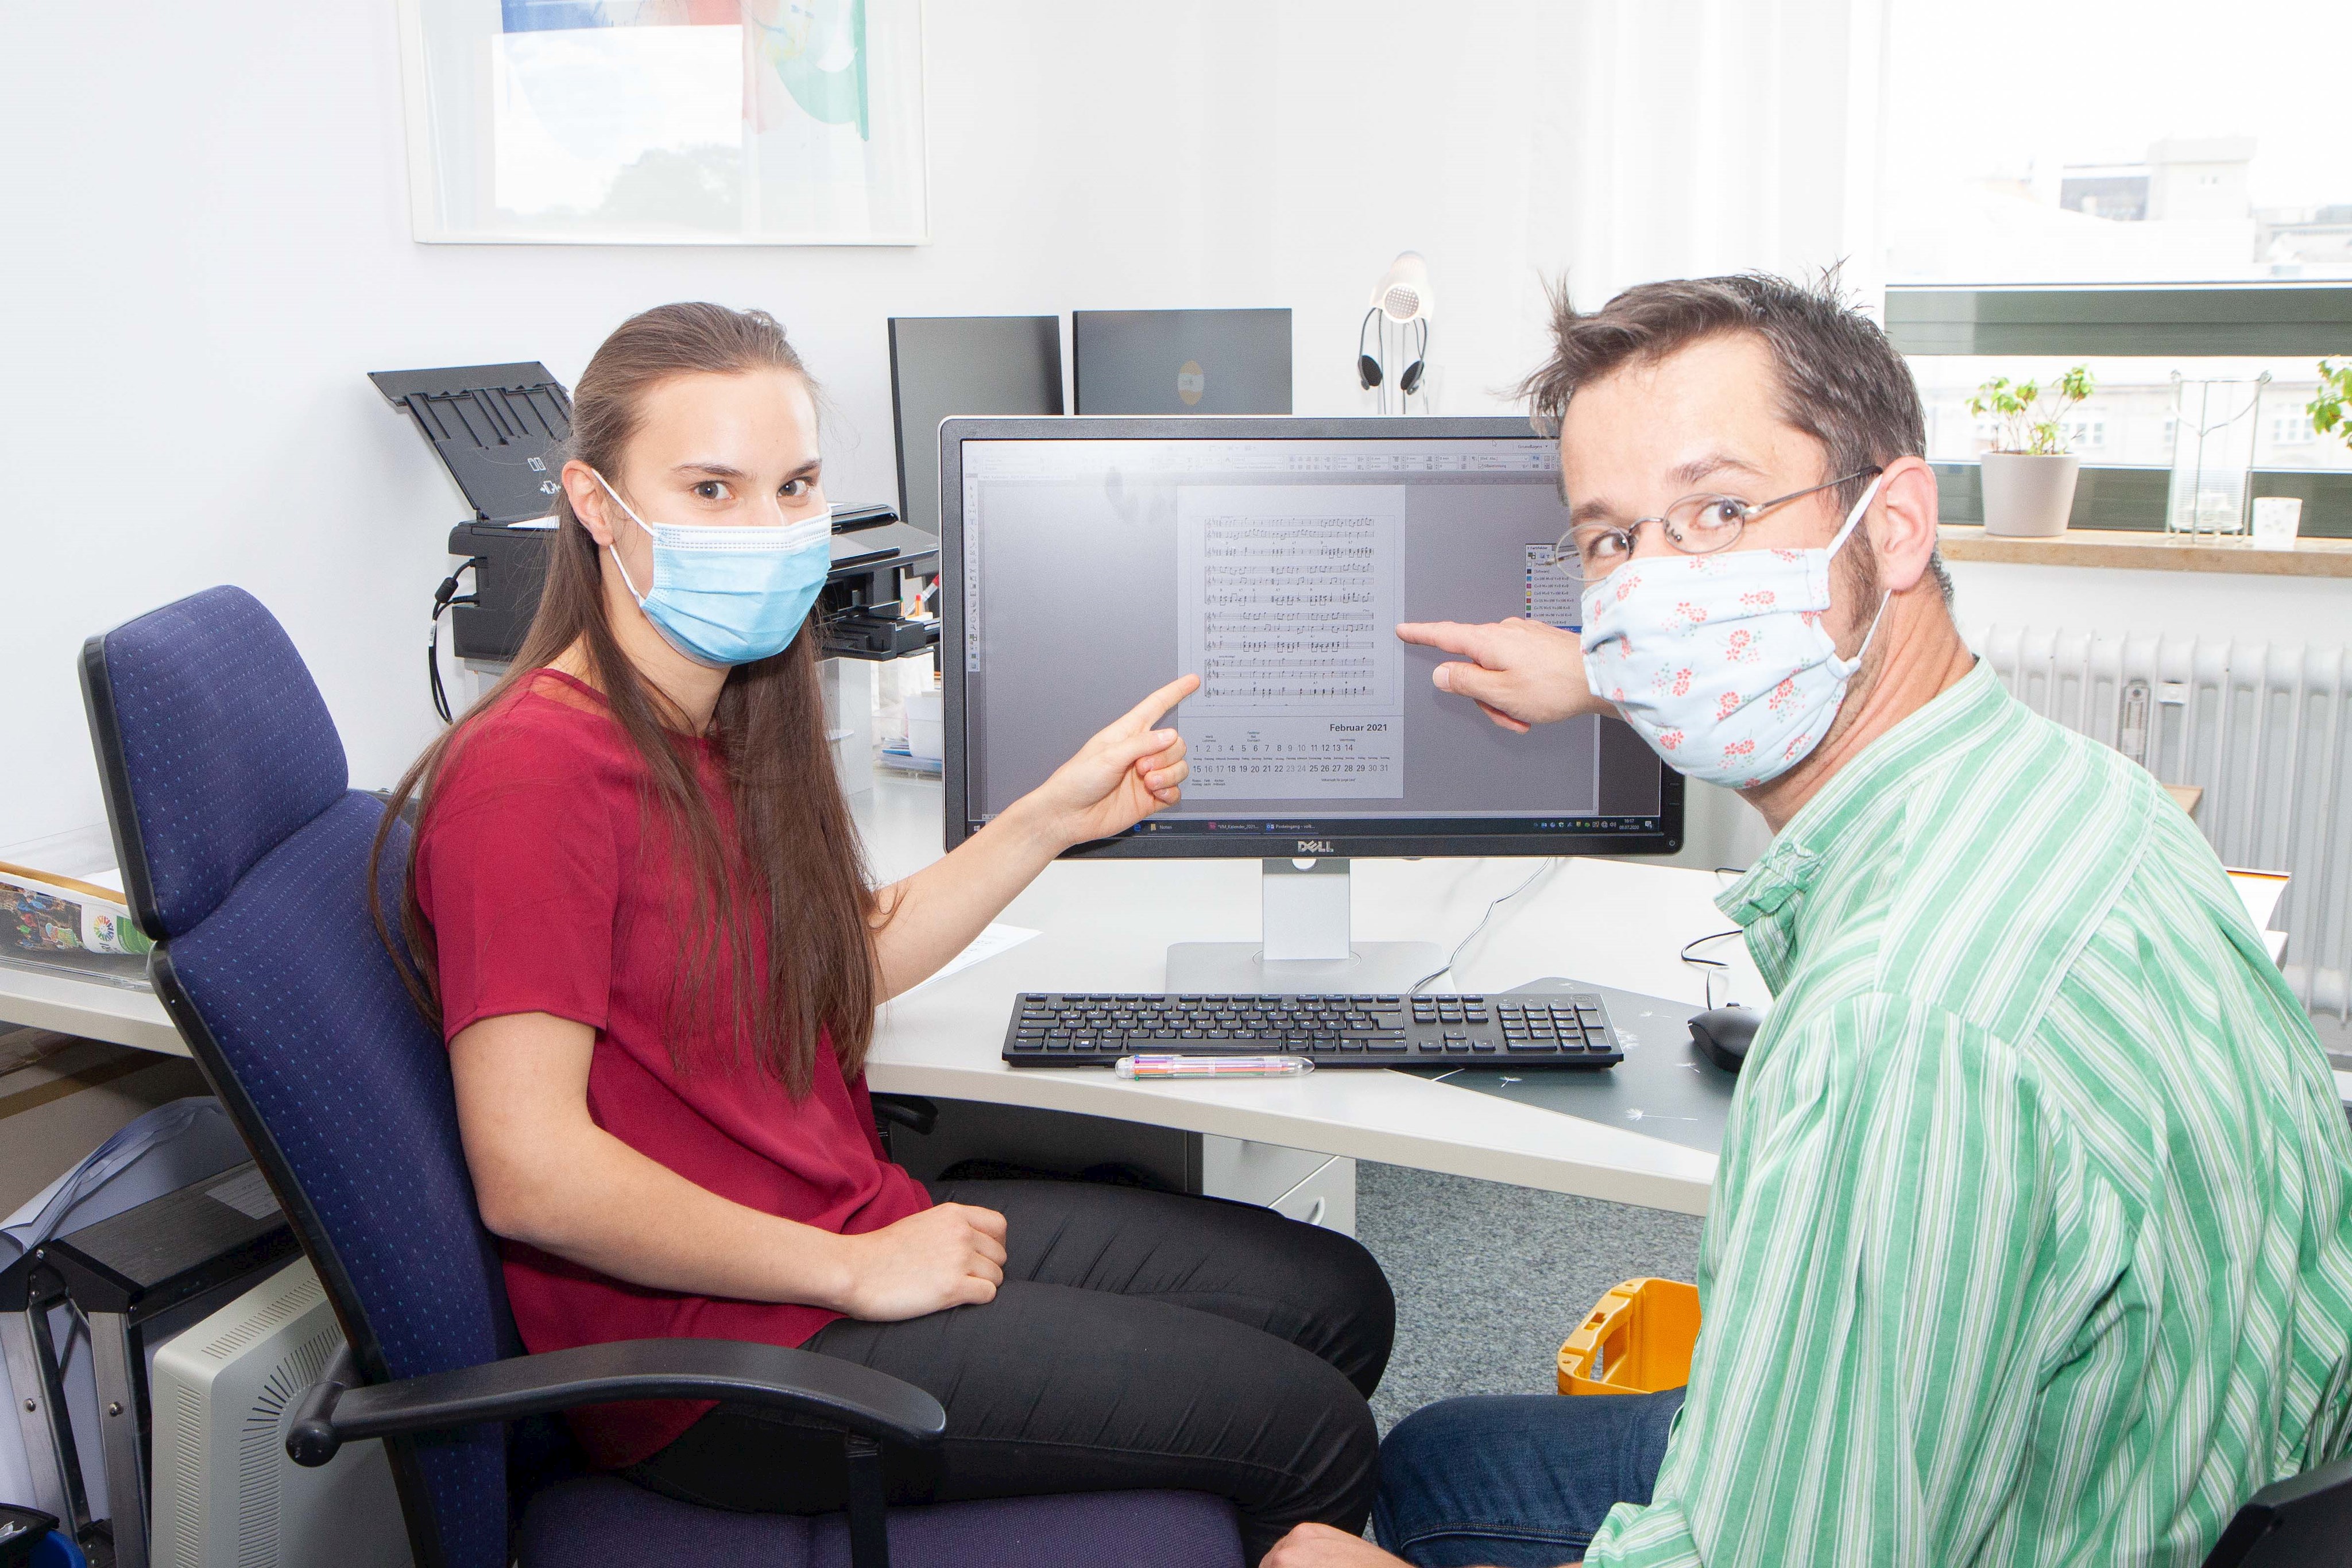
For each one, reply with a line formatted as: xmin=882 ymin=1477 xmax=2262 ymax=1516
xmin=1554 ymin=467 xmax=1883 ymax=578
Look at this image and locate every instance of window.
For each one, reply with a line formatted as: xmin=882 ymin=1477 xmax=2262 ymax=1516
xmin=1909 ymin=354 xmax=2345 ymax=471
xmin=1881 ymin=2 xmax=2352 ymax=535
xmin=1883 ymin=1 xmax=2352 ymax=286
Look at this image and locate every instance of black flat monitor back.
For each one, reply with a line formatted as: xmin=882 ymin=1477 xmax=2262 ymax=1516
xmin=941 ymin=416 xmax=1682 ymax=860
xmin=888 ymin=316 xmax=1065 ymax=535
xmin=1072 ymin=309 xmax=1293 ymax=415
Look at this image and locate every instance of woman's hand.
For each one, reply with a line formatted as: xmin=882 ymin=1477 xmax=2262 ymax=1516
xmin=1397 ymin=618 xmax=1603 ymax=733
xmin=864 ymin=674 xmax=1198 ymax=998
xmin=1262 ymin=1524 xmax=1414 ymax=1567
xmin=1264 ymin=1524 xmax=1572 ymax=1568
xmin=1009 ymin=673 xmax=1201 ymax=851
xmin=834 ymin=1202 xmax=1009 ymax=1321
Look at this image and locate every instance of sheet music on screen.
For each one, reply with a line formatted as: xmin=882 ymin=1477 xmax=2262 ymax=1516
xmin=1177 ymin=486 xmax=1406 ymax=800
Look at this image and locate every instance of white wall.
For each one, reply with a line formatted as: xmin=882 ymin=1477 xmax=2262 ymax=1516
xmin=0 ymin=0 xmax=1871 ymax=850
xmin=2 ymin=2 xmax=1297 ymax=846
xmin=0 ymin=0 xmax=1976 ymax=854
xmin=1948 ymin=560 xmax=2352 ymax=644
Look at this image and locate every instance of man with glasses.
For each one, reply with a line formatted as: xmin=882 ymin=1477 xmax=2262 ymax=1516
xmin=1267 ymin=274 xmax=2352 ymax=1567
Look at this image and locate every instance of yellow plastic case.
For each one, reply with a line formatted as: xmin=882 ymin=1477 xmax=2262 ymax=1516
xmin=1557 ymin=1277 xmax=1701 ymax=1396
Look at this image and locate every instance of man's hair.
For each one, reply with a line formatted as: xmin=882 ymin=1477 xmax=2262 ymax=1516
xmin=1519 ymin=270 xmax=1952 ymax=604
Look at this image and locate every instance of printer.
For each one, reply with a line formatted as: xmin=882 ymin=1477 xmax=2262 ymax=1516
xmin=370 ymin=362 xmax=942 ymax=686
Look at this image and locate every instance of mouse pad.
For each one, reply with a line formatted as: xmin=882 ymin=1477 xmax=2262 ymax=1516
xmin=1398 ymin=979 xmax=1737 ymax=1156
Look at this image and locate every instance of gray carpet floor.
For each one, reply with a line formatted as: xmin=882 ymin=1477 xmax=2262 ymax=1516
xmin=1352 ymin=1162 xmax=1704 ymax=1435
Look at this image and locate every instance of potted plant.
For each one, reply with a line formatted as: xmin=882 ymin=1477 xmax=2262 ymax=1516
xmin=1966 ymin=365 xmax=2096 ymax=537
xmin=2312 ymin=358 xmax=2351 ymax=449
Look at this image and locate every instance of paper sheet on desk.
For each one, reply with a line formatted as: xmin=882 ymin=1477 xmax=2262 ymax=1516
xmin=900 ymin=924 xmax=1039 ymax=997
xmin=2226 ymin=868 xmax=2287 ymax=931
xmin=2225 ymin=869 xmax=2290 ymax=967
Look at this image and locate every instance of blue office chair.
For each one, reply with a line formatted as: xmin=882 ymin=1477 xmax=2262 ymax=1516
xmin=79 ymin=587 xmax=1243 ymax=1568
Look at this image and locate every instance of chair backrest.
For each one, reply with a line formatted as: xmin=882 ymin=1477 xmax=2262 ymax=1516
xmin=81 ymin=587 xmax=516 ymax=1568
xmin=2203 ymin=1454 xmax=2352 ymax=1567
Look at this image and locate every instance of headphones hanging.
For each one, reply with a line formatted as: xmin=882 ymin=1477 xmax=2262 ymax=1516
xmin=1359 ymin=309 xmax=1432 ymax=397
xmin=1359 ymin=253 xmax=1435 ymax=404
xmin=1398 ymin=318 xmax=1429 ymax=395
xmin=1357 ymin=307 xmax=1385 ymax=390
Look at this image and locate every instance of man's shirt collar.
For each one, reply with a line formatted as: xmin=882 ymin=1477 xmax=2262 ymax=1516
xmin=1715 ymin=661 xmax=2005 ymax=988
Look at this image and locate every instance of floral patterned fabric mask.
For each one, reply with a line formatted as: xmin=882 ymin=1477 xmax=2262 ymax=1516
xmin=1579 ymin=475 xmax=1886 ymax=789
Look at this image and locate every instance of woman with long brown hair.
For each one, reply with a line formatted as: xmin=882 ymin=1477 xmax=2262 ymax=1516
xmin=376 ymin=303 xmax=1391 ymax=1562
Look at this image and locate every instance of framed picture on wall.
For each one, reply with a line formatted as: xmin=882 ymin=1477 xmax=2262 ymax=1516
xmin=396 ymin=0 xmax=929 ymax=245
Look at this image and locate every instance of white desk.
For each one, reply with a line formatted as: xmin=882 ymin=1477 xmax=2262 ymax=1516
xmin=0 ymin=961 xmax=181 ymax=1056
xmin=0 ymin=780 xmax=1758 ymax=1216
xmin=858 ymin=781 xmax=1746 ymax=1216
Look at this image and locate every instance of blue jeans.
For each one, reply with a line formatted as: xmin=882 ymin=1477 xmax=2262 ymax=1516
xmin=1372 ymin=1389 xmax=1686 ymax=1567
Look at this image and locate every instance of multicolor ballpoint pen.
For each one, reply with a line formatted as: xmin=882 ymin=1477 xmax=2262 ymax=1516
xmin=1113 ymin=1055 xmax=1314 ymax=1079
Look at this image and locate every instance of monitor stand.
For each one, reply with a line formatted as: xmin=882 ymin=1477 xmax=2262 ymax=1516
xmin=1164 ymin=858 xmax=1444 ymax=994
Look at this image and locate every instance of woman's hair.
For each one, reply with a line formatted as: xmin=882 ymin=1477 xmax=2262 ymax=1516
xmin=369 ymin=301 xmax=881 ymax=1098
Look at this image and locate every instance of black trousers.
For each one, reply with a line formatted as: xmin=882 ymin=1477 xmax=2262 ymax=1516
xmin=627 ymin=1179 xmax=1394 ymax=1563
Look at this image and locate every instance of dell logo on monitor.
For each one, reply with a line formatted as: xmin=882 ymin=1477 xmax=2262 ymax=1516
xmin=1296 ymin=839 xmax=1335 ymax=855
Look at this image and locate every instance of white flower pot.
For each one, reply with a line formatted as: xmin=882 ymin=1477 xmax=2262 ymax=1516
xmin=1979 ymin=452 xmax=2082 ymax=538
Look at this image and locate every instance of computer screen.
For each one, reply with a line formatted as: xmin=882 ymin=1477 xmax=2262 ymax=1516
xmin=942 ymin=417 xmax=1682 ymax=860
xmin=887 ymin=316 xmax=1065 ymax=535
xmin=1072 ymin=309 xmax=1293 ymax=416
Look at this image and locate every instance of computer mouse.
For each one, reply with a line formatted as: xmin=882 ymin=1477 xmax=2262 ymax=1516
xmin=1689 ymin=1006 xmax=1761 ymax=1074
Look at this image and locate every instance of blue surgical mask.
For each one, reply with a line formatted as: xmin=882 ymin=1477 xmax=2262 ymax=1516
xmin=595 ymin=472 xmax=831 ymax=668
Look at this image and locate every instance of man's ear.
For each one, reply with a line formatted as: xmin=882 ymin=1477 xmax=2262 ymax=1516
xmin=1867 ymin=456 xmax=1940 ymax=594
xmin=562 ymin=459 xmax=618 ymax=549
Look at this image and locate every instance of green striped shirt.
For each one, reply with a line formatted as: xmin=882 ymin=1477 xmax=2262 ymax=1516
xmin=1587 ymin=661 xmax=2352 ymax=1567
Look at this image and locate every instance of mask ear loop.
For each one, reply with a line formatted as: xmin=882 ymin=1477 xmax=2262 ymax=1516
xmin=1827 ymin=473 xmax=1891 ymax=669
xmin=592 ymin=470 xmax=655 ymax=606
xmin=1848 ymin=586 xmax=1894 ymax=668
xmin=1825 ymin=472 xmax=1885 ymax=555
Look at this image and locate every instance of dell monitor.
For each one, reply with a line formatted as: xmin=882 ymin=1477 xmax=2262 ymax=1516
xmin=888 ymin=315 xmax=1065 ymax=536
xmin=1072 ymin=309 xmax=1293 ymax=415
xmin=941 ymin=416 xmax=1684 ymax=992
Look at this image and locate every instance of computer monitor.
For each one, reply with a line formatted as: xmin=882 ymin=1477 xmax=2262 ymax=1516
xmin=887 ymin=316 xmax=1065 ymax=535
xmin=941 ymin=416 xmax=1684 ymax=991
xmin=1071 ymin=309 xmax=1292 ymax=415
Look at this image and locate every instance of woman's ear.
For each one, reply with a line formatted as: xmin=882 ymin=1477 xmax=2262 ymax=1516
xmin=1868 ymin=456 xmax=1941 ymax=595
xmin=563 ymin=460 xmax=618 ymax=548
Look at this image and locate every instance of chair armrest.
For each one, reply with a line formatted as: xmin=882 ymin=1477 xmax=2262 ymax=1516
xmin=871 ymin=1093 xmax=938 ymax=1137
xmin=287 ymin=1337 xmax=946 ymax=1467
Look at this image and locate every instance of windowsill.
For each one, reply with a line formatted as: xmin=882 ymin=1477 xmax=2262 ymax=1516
xmin=1938 ymin=525 xmax=2352 ymax=579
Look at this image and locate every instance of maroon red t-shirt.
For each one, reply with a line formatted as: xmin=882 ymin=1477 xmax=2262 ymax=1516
xmin=413 ymin=669 xmax=930 ymax=1470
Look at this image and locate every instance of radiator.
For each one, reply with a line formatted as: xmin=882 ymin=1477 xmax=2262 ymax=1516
xmin=1967 ymin=625 xmax=2351 ymax=1024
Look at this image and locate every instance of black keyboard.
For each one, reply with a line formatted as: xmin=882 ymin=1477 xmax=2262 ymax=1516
xmin=1000 ymin=992 xmax=1623 ymax=1070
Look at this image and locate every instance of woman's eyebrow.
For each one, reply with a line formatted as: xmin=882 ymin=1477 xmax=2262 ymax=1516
xmin=671 ymin=460 xmax=751 ymax=481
